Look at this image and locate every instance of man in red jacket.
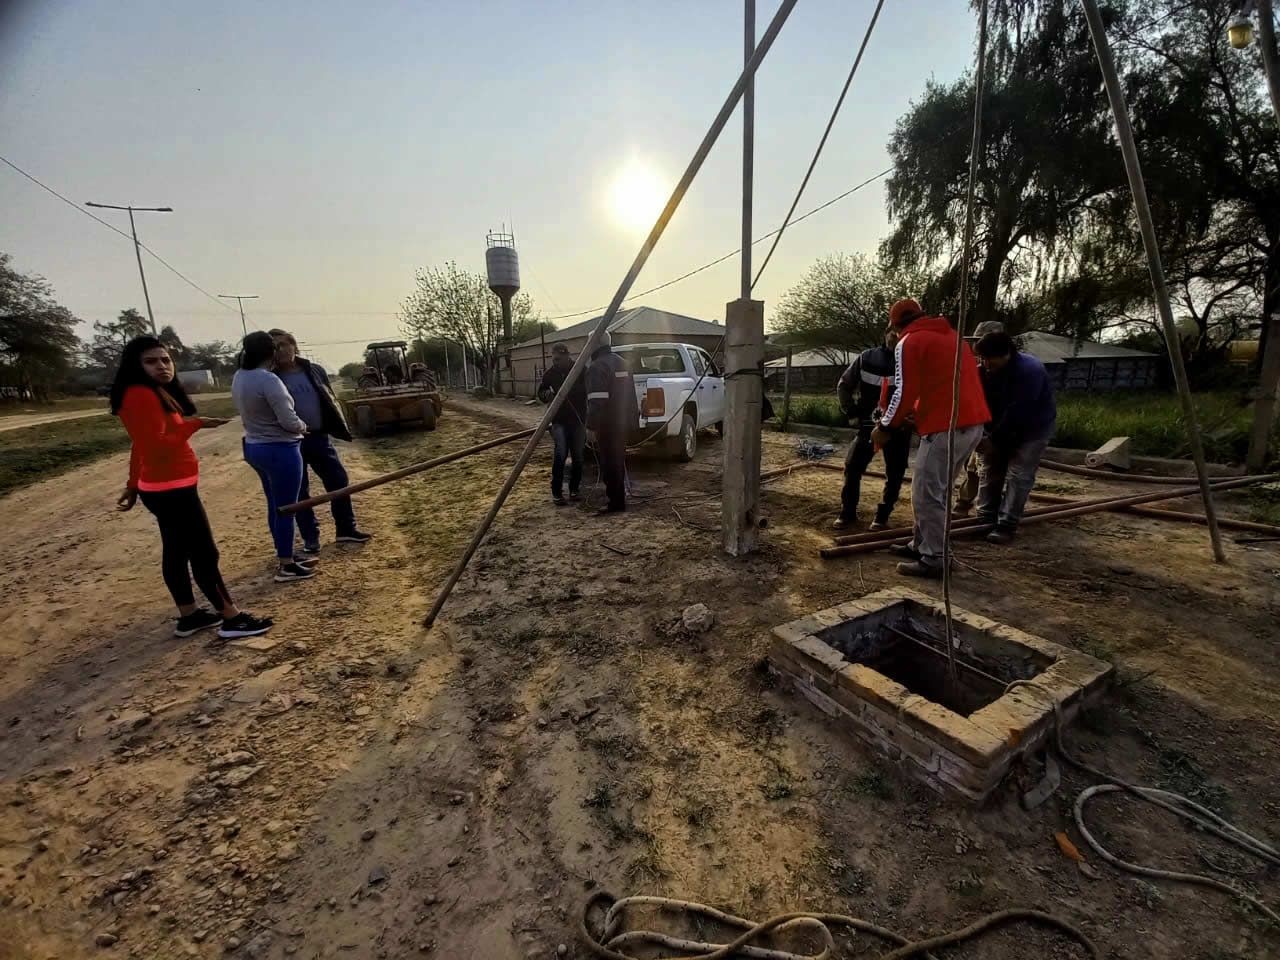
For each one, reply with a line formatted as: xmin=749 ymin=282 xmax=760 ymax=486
xmin=871 ymin=298 xmax=991 ymax=578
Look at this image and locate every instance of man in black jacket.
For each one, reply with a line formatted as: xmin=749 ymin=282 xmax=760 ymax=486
xmin=538 ymin=342 xmax=588 ymax=506
xmin=585 ymin=331 xmax=638 ymax=514
xmin=833 ymin=326 xmax=911 ymax=530
xmin=270 ymin=329 xmax=372 ymax=551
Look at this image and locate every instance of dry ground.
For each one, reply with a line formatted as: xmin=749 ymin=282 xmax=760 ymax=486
xmin=0 ymin=396 xmax=1277 ymax=959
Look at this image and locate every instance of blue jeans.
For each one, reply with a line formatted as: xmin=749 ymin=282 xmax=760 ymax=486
xmin=295 ymin=433 xmax=357 ymax=544
xmin=976 ymin=422 xmax=1056 ymax=529
xmin=244 ymin=440 xmax=304 ymax=559
xmin=550 ymin=421 xmax=586 ymax=497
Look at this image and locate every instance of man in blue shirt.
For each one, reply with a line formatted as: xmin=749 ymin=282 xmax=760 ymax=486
xmin=270 ymin=330 xmax=372 ymax=552
xmin=972 ymin=331 xmax=1057 ymax=544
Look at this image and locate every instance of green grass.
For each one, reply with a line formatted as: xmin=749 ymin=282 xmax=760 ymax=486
xmin=0 ymin=395 xmax=111 ymax=418
xmin=0 ymin=398 xmax=238 ymax=498
xmin=770 ymin=390 xmax=1273 ymax=464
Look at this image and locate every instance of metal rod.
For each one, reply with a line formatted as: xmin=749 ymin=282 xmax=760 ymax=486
xmin=1080 ymin=0 xmax=1226 ymax=563
xmin=883 ymin=625 xmax=1006 ymax=689
xmin=780 ymin=346 xmax=793 ymax=431
xmin=279 ymin=428 xmax=535 ymax=514
xmin=821 ymin=473 xmax=1277 ymax=558
xmin=128 ymin=208 xmax=157 ymax=334
xmin=741 ymin=0 xmax=755 ymax=300
xmin=423 ymin=0 xmax=803 ymax=628
xmin=1027 ymin=492 xmax=1280 ymax=534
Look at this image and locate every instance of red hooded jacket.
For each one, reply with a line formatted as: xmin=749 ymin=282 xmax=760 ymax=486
xmin=878 ymin=315 xmax=990 ymax=436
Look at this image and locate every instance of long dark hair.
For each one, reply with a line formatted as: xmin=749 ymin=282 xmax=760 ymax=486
xmin=109 ymin=335 xmax=197 ymax=416
xmin=239 ymin=331 xmax=277 ymax=370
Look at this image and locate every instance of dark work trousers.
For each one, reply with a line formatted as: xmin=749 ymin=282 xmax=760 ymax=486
xmin=840 ymin=422 xmax=911 ymax=523
xmin=139 ymin=486 xmax=234 ymax=611
xmin=596 ymin=429 xmax=628 ymax=510
xmin=295 ymin=433 xmax=357 ymax=543
xmin=550 ymin=421 xmax=586 ymax=497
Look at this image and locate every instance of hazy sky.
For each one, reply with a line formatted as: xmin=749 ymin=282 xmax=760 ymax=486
xmin=1 ymin=0 xmax=975 ymax=369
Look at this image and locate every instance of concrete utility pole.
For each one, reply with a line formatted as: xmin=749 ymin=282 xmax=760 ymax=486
xmin=85 ymin=201 xmax=172 ymax=334
xmin=722 ymin=0 xmax=766 ymax=557
xmin=217 ymin=294 xmax=259 ymax=338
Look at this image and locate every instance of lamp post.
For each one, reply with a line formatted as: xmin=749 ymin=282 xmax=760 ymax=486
xmin=84 ymin=202 xmax=172 ymax=334
xmin=1228 ymin=0 xmax=1280 ymax=470
xmin=217 ymin=294 xmax=259 ymax=338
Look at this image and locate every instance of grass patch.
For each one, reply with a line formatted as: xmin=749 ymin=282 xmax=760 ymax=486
xmin=0 ymin=395 xmax=111 ymax=419
xmin=769 ymin=390 xmax=1274 ymax=464
xmin=1155 ymin=746 xmax=1233 ymax=817
xmin=0 ymin=399 xmax=238 ymax=497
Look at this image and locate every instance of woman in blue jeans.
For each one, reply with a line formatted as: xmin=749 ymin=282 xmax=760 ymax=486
xmin=231 ymin=332 xmax=317 ymax=583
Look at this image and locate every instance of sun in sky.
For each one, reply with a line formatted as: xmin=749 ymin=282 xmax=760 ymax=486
xmin=606 ymin=158 xmax=668 ymax=234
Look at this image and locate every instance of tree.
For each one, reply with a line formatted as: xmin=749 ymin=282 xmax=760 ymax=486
xmin=882 ymin=0 xmax=1129 ymax=327
xmin=186 ymin=341 xmax=238 ymax=382
xmin=0 ymin=253 xmax=81 ymax=402
xmin=159 ymin=324 xmax=189 ymax=368
xmin=90 ymin=308 xmax=149 ymax=373
xmin=399 ymin=261 xmax=540 ymax=389
xmin=338 ymin=361 xmax=367 ymax=381
xmin=772 ymin=253 xmax=933 ymax=359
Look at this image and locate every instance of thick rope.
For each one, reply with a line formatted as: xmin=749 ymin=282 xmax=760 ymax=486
xmin=580 ymin=891 xmax=1099 ymax=960
xmin=1052 ymin=710 xmax=1280 ymax=926
xmin=940 ymin=0 xmax=991 ymax=686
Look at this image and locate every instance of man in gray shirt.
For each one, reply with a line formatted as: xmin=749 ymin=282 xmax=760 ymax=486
xmin=270 ymin=329 xmax=371 ymax=552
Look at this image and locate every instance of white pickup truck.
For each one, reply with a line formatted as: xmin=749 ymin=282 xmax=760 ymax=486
xmin=615 ymin=341 xmax=725 ymax=461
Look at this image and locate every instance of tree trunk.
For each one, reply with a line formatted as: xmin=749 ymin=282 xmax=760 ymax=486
xmin=1246 ymin=241 xmax=1280 ymax=470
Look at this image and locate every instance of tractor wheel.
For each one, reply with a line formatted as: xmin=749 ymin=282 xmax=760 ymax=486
xmin=420 ymin=400 xmax=438 ymax=431
xmin=355 ymin=405 xmax=376 ymax=438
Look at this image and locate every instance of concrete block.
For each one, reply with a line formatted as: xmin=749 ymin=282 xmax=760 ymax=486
xmin=1086 ymin=436 xmax=1132 ymax=470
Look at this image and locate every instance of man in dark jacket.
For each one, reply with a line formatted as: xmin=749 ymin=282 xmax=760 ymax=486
xmin=538 ymin=342 xmax=588 ymax=505
xmin=270 ymin=329 xmax=372 ymax=551
xmin=833 ymin=325 xmax=911 ymax=531
xmin=973 ymin=331 xmax=1057 ymax=544
xmin=585 ymin=331 xmax=638 ymax=514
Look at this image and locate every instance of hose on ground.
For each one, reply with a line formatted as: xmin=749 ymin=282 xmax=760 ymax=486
xmin=580 ymin=891 xmax=1099 ymax=959
xmin=1053 ymin=706 xmax=1280 ymax=926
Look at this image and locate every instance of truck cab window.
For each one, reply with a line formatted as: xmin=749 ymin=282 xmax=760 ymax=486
xmin=690 ymin=350 xmax=706 ymax=377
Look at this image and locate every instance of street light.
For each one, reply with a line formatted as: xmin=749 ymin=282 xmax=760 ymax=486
xmin=217 ymin=294 xmax=259 ymax=338
xmin=1229 ymin=11 xmax=1255 ymax=49
xmin=84 ymin=201 xmax=173 ymax=334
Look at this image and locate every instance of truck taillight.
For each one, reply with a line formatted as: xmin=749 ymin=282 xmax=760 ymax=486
xmin=642 ymin=388 xmax=665 ymax=417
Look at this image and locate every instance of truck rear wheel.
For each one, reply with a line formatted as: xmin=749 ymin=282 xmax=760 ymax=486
xmin=355 ymin=405 xmax=376 ymax=438
xmin=420 ymin=400 xmax=437 ymax=431
xmin=668 ymin=413 xmax=696 ymax=462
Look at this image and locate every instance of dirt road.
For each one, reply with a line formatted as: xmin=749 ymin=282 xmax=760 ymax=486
xmin=0 ymin=395 xmax=232 ymax=434
xmin=1 ymin=398 xmax=1277 ymax=958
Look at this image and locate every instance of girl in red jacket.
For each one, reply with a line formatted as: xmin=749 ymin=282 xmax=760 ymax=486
xmin=111 ymin=336 xmax=272 ymax=640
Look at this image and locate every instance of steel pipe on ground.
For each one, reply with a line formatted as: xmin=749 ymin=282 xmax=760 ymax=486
xmin=1026 ymin=492 xmax=1280 ymax=536
xmin=819 ymin=473 xmax=1278 ymax=559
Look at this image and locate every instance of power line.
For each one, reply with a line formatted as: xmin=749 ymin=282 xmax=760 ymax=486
xmin=0 ymin=154 xmax=235 ymax=313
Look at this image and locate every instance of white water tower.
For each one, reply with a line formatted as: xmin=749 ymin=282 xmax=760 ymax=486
xmin=486 ymin=231 xmax=520 ymax=341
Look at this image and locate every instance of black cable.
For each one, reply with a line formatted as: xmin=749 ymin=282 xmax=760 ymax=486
xmin=1 ymin=154 xmax=236 ymax=314
xmin=751 ymin=0 xmax=887 ymax=291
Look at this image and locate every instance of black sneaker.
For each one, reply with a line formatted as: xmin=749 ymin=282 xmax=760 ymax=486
xmin=217 ymin=613 xmax=274 ymax=640
xmin=888 ymin=543 xmax=921 ymax=559
xmin=275 ymin=562 xmax=317 ymax=583
xmin=335 ymin=529 xmax=372 ymax=544
xmin=552 ymin=495 xmax=568 ymax=507
xmin=986 ymin=526 xmax=1016 ymax=545
xmin=293 ymin=555 xmax=319 ymax=568
xmin=301 ymin=541 xmax=321 ymax=555
xmin=568 ymin=491 xmax=581 ymax=502
xmin=174 ymin=609 xmax=223 ymax=638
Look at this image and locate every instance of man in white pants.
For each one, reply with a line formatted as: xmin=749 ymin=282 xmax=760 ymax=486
xmin=872 ymin=299 xmax=991 ymax=578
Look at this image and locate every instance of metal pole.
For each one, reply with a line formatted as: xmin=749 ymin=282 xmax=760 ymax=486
xmin=741 ymin=0 xmax=755 ymax=299
xmin=128 ymin=207 xmax=157 ymax=334
xmin=424 ymin=0 xmax=802 ymax=627
xmin=781 ymin=345 xmax=793 ymax=431
xmin=445 ymin=340 xmax=452 ymax=389
xmin=237 ymin=298 xmax=247 ymax=337
xmin=1257 ymin=0 xmax=1280 ymax=121
xmin=539 ymin=321 xmax=547 ymax=385
xmin=1080 ymin=0 xmax=1227 ymax=562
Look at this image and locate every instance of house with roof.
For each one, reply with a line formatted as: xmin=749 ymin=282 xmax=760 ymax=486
xmin=508 ymin=305 xmax=726 ymax=396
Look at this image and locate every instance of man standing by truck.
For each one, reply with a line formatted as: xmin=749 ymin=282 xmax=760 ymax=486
xmin=538 ymin=342 xmax=588 ymax=506
xmin=586 ymin=331 xmax=638 ymax=514
xmin=833 ymin=325 xmax=911 ymax=531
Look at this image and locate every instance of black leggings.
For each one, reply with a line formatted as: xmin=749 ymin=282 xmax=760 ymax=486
xmin=139 ymin=486 xmax=233 ymax=611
